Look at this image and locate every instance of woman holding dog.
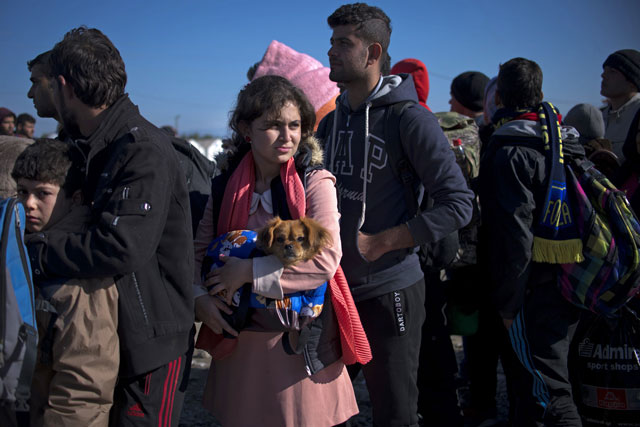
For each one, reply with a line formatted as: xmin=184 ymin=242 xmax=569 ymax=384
xmin=193 ymin=75 xmax=365 ymax=426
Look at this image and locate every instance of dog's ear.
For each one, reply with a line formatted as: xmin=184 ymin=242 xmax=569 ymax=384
xmin=257 ymin=217 xmax=282 ymax=250
xmin=301 ymin=217 xmax=332 ymax=257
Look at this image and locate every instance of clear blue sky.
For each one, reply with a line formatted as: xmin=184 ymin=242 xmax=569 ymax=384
xmin=1 ymin=0 xmax=638 ymax=138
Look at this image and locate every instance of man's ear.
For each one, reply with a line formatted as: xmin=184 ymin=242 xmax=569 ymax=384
xmin=366 ymin=43 xmax=383 ymax=67
xmin=494 ymin=90 xmax=502 ymax=108
xmin=71 ymin=189 xmax=83 ymax=206
xmin=56 ymin=75 xmax=75 ymax=100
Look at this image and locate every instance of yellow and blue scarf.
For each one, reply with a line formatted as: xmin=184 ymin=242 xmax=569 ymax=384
xmin=495 ymin=102 xmax=584 ymax=264
xmin=533 ymin=102 xmax=584 ymax=263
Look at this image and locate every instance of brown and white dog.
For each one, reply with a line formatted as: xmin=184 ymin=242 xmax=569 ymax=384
xmin=257 ymin=217 xmax=332 ymax=267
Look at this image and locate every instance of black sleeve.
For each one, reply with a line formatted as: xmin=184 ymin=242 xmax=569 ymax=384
xmin=485 ymin=145 xmax=543 ymax=319
xmin=27 ymin=138 xmax=180 ymax=279
xmin=399 ymin=106 xmax=474 ymax=245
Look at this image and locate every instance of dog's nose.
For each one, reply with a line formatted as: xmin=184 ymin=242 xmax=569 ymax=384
xmin=285 ymin=244 xmax=293 ymax=250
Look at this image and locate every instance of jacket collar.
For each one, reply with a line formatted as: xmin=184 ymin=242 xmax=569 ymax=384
xmin=85 ymin=94 xmax=139 ymax=154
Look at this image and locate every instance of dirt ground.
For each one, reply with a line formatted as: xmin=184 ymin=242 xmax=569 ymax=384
xmin=178 ymin=334 xmax=509 ymax=427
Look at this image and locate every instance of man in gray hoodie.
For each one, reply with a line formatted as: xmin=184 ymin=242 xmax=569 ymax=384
xmin=600 ymin=49 xmax=640 ymax=161
xmin=316 ymin=3 xmax=473 ymax=426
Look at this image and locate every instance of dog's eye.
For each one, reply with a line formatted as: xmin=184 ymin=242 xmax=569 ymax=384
xmin=276 ymin=237 xmax=285 ymax=243
xmin=297 ymin=236 xmax=305 ymax=242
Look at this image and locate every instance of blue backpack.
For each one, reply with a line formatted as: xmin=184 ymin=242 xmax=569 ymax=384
xmin=0 ymin=198 xmax=37 ymax=417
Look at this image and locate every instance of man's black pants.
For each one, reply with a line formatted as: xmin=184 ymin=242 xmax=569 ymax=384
xmin=347 ymin=278 xmax=426 ymax=427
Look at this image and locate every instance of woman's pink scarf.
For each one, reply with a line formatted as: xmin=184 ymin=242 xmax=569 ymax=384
xmin=217 ymin=151 xmax=305 ymax=234
xmin=195 ymin=151 xmax=371 ymax=366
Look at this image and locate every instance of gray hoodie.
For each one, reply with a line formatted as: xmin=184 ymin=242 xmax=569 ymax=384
xmin=316 ymin=75 xmax=473 ymax=301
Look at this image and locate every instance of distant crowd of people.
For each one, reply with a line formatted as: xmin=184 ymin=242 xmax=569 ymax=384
xmin=0 ymin=108 xmax=36 ymax=139
xmin=1 ymin=2 xmax=639 ymax=427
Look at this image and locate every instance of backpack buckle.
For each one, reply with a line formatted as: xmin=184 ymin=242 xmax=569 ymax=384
xmin=13 ymin=397 xmax=29 ymax=412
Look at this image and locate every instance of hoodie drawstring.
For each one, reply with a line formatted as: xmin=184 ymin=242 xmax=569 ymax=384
xmin=329 ymin=102 xmax=340 ymax=174
xmin=358 ymin=102 xmax=372 ymax=230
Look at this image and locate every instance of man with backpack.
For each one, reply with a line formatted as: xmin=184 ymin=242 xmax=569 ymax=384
xmin=478 ymin=57 xmax=585 ymax=426
xmin=24 ymin=27 xmax=194 ymax=426
xmin=316 ymin=3 xmax=473 ymax=425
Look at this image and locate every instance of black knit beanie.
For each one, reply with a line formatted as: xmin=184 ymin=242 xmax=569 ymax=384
xmin=603 ymin=49 xmax=640 ymax=91
xmin=451 ymin=71 xmax=490 ymax=112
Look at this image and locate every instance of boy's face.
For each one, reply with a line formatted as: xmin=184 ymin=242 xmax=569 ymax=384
xmin=16 ymin=179 xmax=73 ymax=232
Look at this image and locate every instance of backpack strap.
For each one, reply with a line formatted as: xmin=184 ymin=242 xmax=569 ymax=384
xmin=383 ymin=100 xmax=420 ymax=217
xmin=383 ymin=102 xmax=461 ymax=271
xmin=569 ymin=157 xmax=595 ymax=175
xmin=209 ymin=172 xmax=231 ymax=236
xmin=14 ymin=323 xmax=38 ymax=413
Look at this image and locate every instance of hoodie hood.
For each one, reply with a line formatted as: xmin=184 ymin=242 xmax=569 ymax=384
xmin=390 ymin=58 xmax=430 ymax=110
xmin=336 ymin=74 xmax=419 ymax=114
xmin=564 ymin=103 xmax=605 ymax=144
xmin=492 ymin=116 xmax=584 ymax=160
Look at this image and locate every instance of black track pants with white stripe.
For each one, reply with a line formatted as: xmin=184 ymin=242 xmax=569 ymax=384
xmin=507 ymin=279 xmax=582 ymax=426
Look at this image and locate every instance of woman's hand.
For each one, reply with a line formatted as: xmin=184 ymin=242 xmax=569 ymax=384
xmin=194 ymin=294 xmax=238 ymax=337
xmin=204 ymin=254 xmax=253 ymax=305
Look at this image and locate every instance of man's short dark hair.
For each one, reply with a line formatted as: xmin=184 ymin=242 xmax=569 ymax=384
xmin=16 ymin=113 xmax=36 ymax=126
xmin=328 ymin=3 xmax=392 ymax=72
xmin=12 ymin=139 xmax=84 ymax=194
xmin=49 ymin=26 xmax=127 ymax=108
xmin=27 ymin=50 xmax=52 ymax=72
xmin=497 ymin=57 xmax=543 ymax=110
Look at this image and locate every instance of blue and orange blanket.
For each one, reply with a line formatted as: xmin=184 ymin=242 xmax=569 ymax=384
xmin=201 ymin=230 xmax=326 ymax=331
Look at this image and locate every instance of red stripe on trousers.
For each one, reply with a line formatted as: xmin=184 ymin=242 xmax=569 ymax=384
xmin=166 ymin=356 xmax=182 ymax=427
xmin=164 ymin=358 xmax=178 ymax=427
xmin=145 ymin=373 xmax=151 ymax=395
xmin=158 ymin=360 xmax=175 ymax=427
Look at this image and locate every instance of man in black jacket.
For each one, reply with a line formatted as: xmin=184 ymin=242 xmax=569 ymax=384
xmin=26 ymin=27 xmax=194 ymax=426
xmin=479 ymin=57 xmax=584 ymax=426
